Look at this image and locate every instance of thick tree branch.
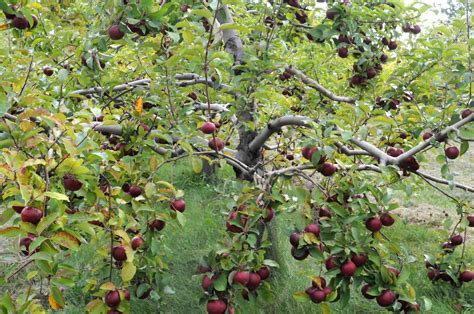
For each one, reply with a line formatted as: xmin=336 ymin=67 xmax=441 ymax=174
xmin=69 ymin=79 xmax=150 ymax=96
xmin=415 ymin=171 xmax=474 ymax=193
xmin=249 ymin=115 xmax=313 ymax=152
xmin=216 ymin=5 xmax=245 ymax=66
xmin=284 ymin=66 xmax=356 ymax=104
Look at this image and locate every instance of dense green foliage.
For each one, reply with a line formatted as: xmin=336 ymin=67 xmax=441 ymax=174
xmin=0 ymin=0 xmax=473 ymax=313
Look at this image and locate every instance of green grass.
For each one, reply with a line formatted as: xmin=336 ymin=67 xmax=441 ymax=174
xmin=48 ymin=161 xmax=474 ymax=314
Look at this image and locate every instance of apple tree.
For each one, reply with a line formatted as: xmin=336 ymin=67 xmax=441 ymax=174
xmin=0 ymin=0 xmax=473 ymax=313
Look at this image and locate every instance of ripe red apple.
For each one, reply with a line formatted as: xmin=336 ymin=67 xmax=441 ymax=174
xmin=365 ymin=217 xmax=382 ymax=232
xmin=380 ymin=212 xmax=395 ymax=226
xmin=201 ymin=122 xmax=216 ymax=134
xmin=467 ymin=215 xmax=474 ymax=227
xmin=322 ymin=287 xmax=332 ymax=296
xmin=43 ymin=66 xmax=54 ymax=76
xmin=19 ymin=233 xmax=36 ymax=255
xmin=376 ymin=290 xmax=396 ymax=307
xmin=112 ymin=245 xmax=127 ymax=261
xmin=422 ymin=132 xmax=433 ymax=141
xmin=291 ymin=247 xmax=309 ymax=260
xmin=361 ymin=284 xmax=375 ymax=299
xmin=351 ymin=253 xmax=367 ymax=267
xmin=427 ymin=268 xmax=440 ymax=281
xmin=459 ymin=270 xmax=474 ymax=282
xmin=445 ymin=146 xmax=459 ymax=159
xmin=257 ymin=266 xmax=271 ymax=280
xmin=105 ymin=290 xmax=121 ymax=308
xmin=128 ymin=185 xmax=142 ymax=197
xmin=206 ymin=299 xmax=227 ymax=314
xmin=123 ymin=289 xmax=130 ymax=301
xmin=326 ymin=9 xmax=336 ymax=20
xmin=399 ymin=156 xmax=420 ymax=171
xmin=382 ymin=37 xmax=389 ymax=45
xmin=246 ymin=272 xmax=261 ymax=290
xmin=341 ymin=260 xmax=357 ymax=277
xmin=367 ymin=68 xmax=377 ymax=79
xmin=148 ymin=219 xmax=165 ymax=231
xmin=325 ymin=256 xmax=338 ymax=270
xmin=411 ymin=25 xmax=421 ymax=34
xmin=461 ymin=108 xmax=473 ymax=119
xmin=108 ymin=25 xmax=125 ymax=40
xmin=387 ymin=147 xmax=403 ymax=157
xmin=450 ymin=234 xmax=463 ymax=246
xmin=202 ymin=274 xmax=218 ymax=290
xmin=131 ymin=236 xmax=144 ymax=250
xmin=233 ymin=271 xmax=250 ymax=285
xmin=304 ymin=223 xmax=320 ymax=237
xmin=122 ymin=183 xmax=130 ymax=193
xmin=208 ymin=137 xmax=225 ymax=151
xmin=170 ymin=199 xmax=186 ymax=212
xmin=319 ymin=162 xmax=337 ymax=176
xmin=338 ymin=47 xmax=349 ymax=58
xmin=289 ymin=232 xmax=300 ymax=247
xmin=309 ymin=290 xmax=326 ymax=304
xmin=380 ymin=54 xmax=389 ymax=63
xmin=12 ymin=16 xmax=29 ymax=29
xmin=226 ymin=211 xmax=247 ymax=233
xmin=108 ymin=309 xmax=122 ymax=314
xmin=319 ymin=207 xmax=332 ymax=218
xmin=21 ymin=207 xmax=43 ymax=225
xmin=63 ymin=174 xmax=82 ymax=192
xmin=388 ymin=40 xmax=398 ymax=50
xmin=263 ymin=207 xmax=274 ymax=222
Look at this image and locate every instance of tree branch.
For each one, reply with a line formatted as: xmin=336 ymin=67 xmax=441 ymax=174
xmin=284 ymin=66 xmax=356 ymax=104
xmin=216 ymin=5 xmax=245 ymax=66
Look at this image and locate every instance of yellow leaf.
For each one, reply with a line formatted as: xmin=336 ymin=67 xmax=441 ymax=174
xmin=408 ymin=284 xmax=416 ymax=299
xmin=303 ymin=232 xmax=320 ymax=244
xmin=135 ymin=96 xmax=143 ymax=114
xmin=100 ymin=282 xmax=116 ymax=291
xmin=114 ymin=230 xmax=130 ymax=243
xmin=311 ymin=276 xmax=323 ymax=289
xmin=50 ymin=231 xmax=80 ymax=250
xmin=0 ymin=23 xmax=9 ymax=31
xmin=121 ymin=261 xmax=136 ymax=282
xmin=48 ymin=293 xmax=63 ymax=311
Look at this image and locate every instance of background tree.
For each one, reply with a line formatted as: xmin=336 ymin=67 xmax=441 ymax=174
xmin=0 ymin=0 xmax=473 ymax=313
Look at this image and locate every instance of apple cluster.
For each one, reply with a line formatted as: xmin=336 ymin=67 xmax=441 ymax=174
xmin=2 ymin=5 xmax=38 ymax=30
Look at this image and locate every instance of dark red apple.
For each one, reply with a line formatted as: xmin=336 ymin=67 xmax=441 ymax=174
xmin=257 ymin=266 xmax=271 ymax=280
xmin=322 ymin=287 xmax=332 ymax=296
xmin=337 ymin=47 xmax=349 ymax=58
xmin=411 ymin=25 xmax=421 ymax=34
xmin=19 ymin=233 xmax=36 ymax=255
xmin=341 ymin=260 xmax=357 ymax=277
xmin=43 ymin=66 xmax=54 ymax=76
xmin=148 ymin=219 xmax=165 ymax=231
xmin=459 ymin=270 xmax=474 ymax=282
xmin=131 ymin=236 xmax=144 ymax=250
xmin=12 ymin=16 xmax=29 ymax=29
xmin=422 ymin=132 xmax=433 ymax=141
xmin=289 ymin=232 xmax=300 ymax=247
xmin=367 ymin=68 xmax=377 ymax=79
xmin=351 ymin=253 xmax=367 ymax=267
xmin=325 ymin=256 xmax=338 ymax=270
xmin=112 ymin=245 xmax=127 ymax=261
xmin=13 ymin=205 xmax=24 ymax=214
xmin=461 ymin=108 xmax=473 ymax=119
xmin=380 ymin=213 xmax=395 ymax=226
xmin=365 ymin=217 xmax=382 ymax=232
xmin=319 ymin=162 xmax=337 ymax=176
xmin=105 ymin=290 xmax=121 ymax=308
xmin=107 ymin=309 xmax=122 ymax=314
xmin=128 ymin=185 xmax=142 ymax=197
xmin=467 ymin=215 xmax=474 ymax=227
xmin=326 ymin=9 xmax=336 ymax=20
xmin=263 ymin=207 xmax=274 ymax=222
xmin=201 ymin=122 xmax=216 ymax=134
xmin=63 ymin=174 xmax=82 ymax=191
xmin=108 ymin=25 xmax=125 ymax=40
xmin=304 ymin=223 xmax=320 ymax=237
xmin=311 ymin=277 xmax=326 ymax=289
xmin=208 ymin=137 xmax=224 ymax=151
xmin=309 ymin=290 xmax=326 ymax=304
xmin=226 ymin=211 xmax=247 ymax=233
xmin=21 ymin=207 xmax=43 ymax=225
xmin=170 ymin=199 xmax=186 ymax=212
xmin=450 ymin=234 xmax=463 ymax=246
xmin=123 ymin=289 xmax=130 ymax=301
xmin=427 ymin=269 xmax=440 ymax=281
xmin=122 ymin=183 xmax=130 ymax=193
xmin=388 ymin=40 xmax=398 ymax=50
xmin=233 ymin=271 xmax=250 ymax=285
xmin=376 ymin=290 xmax=396 ymax=307
xmin=291 ymin=247 xmax=309 ymax=260
xmin=445 ymin=146 xmax=459 ymax=159
xmin=206 ymin=299 xmax=227 ymax=314
xmin=246 ymin=272 xmax=261 ymax=290
xmin=202 ymin=274 xmax=218 ymax=290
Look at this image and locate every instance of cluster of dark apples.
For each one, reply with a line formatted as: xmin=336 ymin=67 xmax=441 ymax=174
xmin=304 ymin=277 xmax=333 ymax=304
xmin=201 ymin=265 xmax=272 ymax=314
xmin=2 ymin=5 xmax=38 ymax=30
xmin=321 ymin=2 xmax=421 ymax=87
xmin=426 ymin=216 xmax=474 ymax=285
xmin=200 ymin=120 xmax=226 ymax=152
xmin=289 ymin=223 xmax=324 ymax=260
xmin=302 ymin=145 xmax=337 ymax=177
